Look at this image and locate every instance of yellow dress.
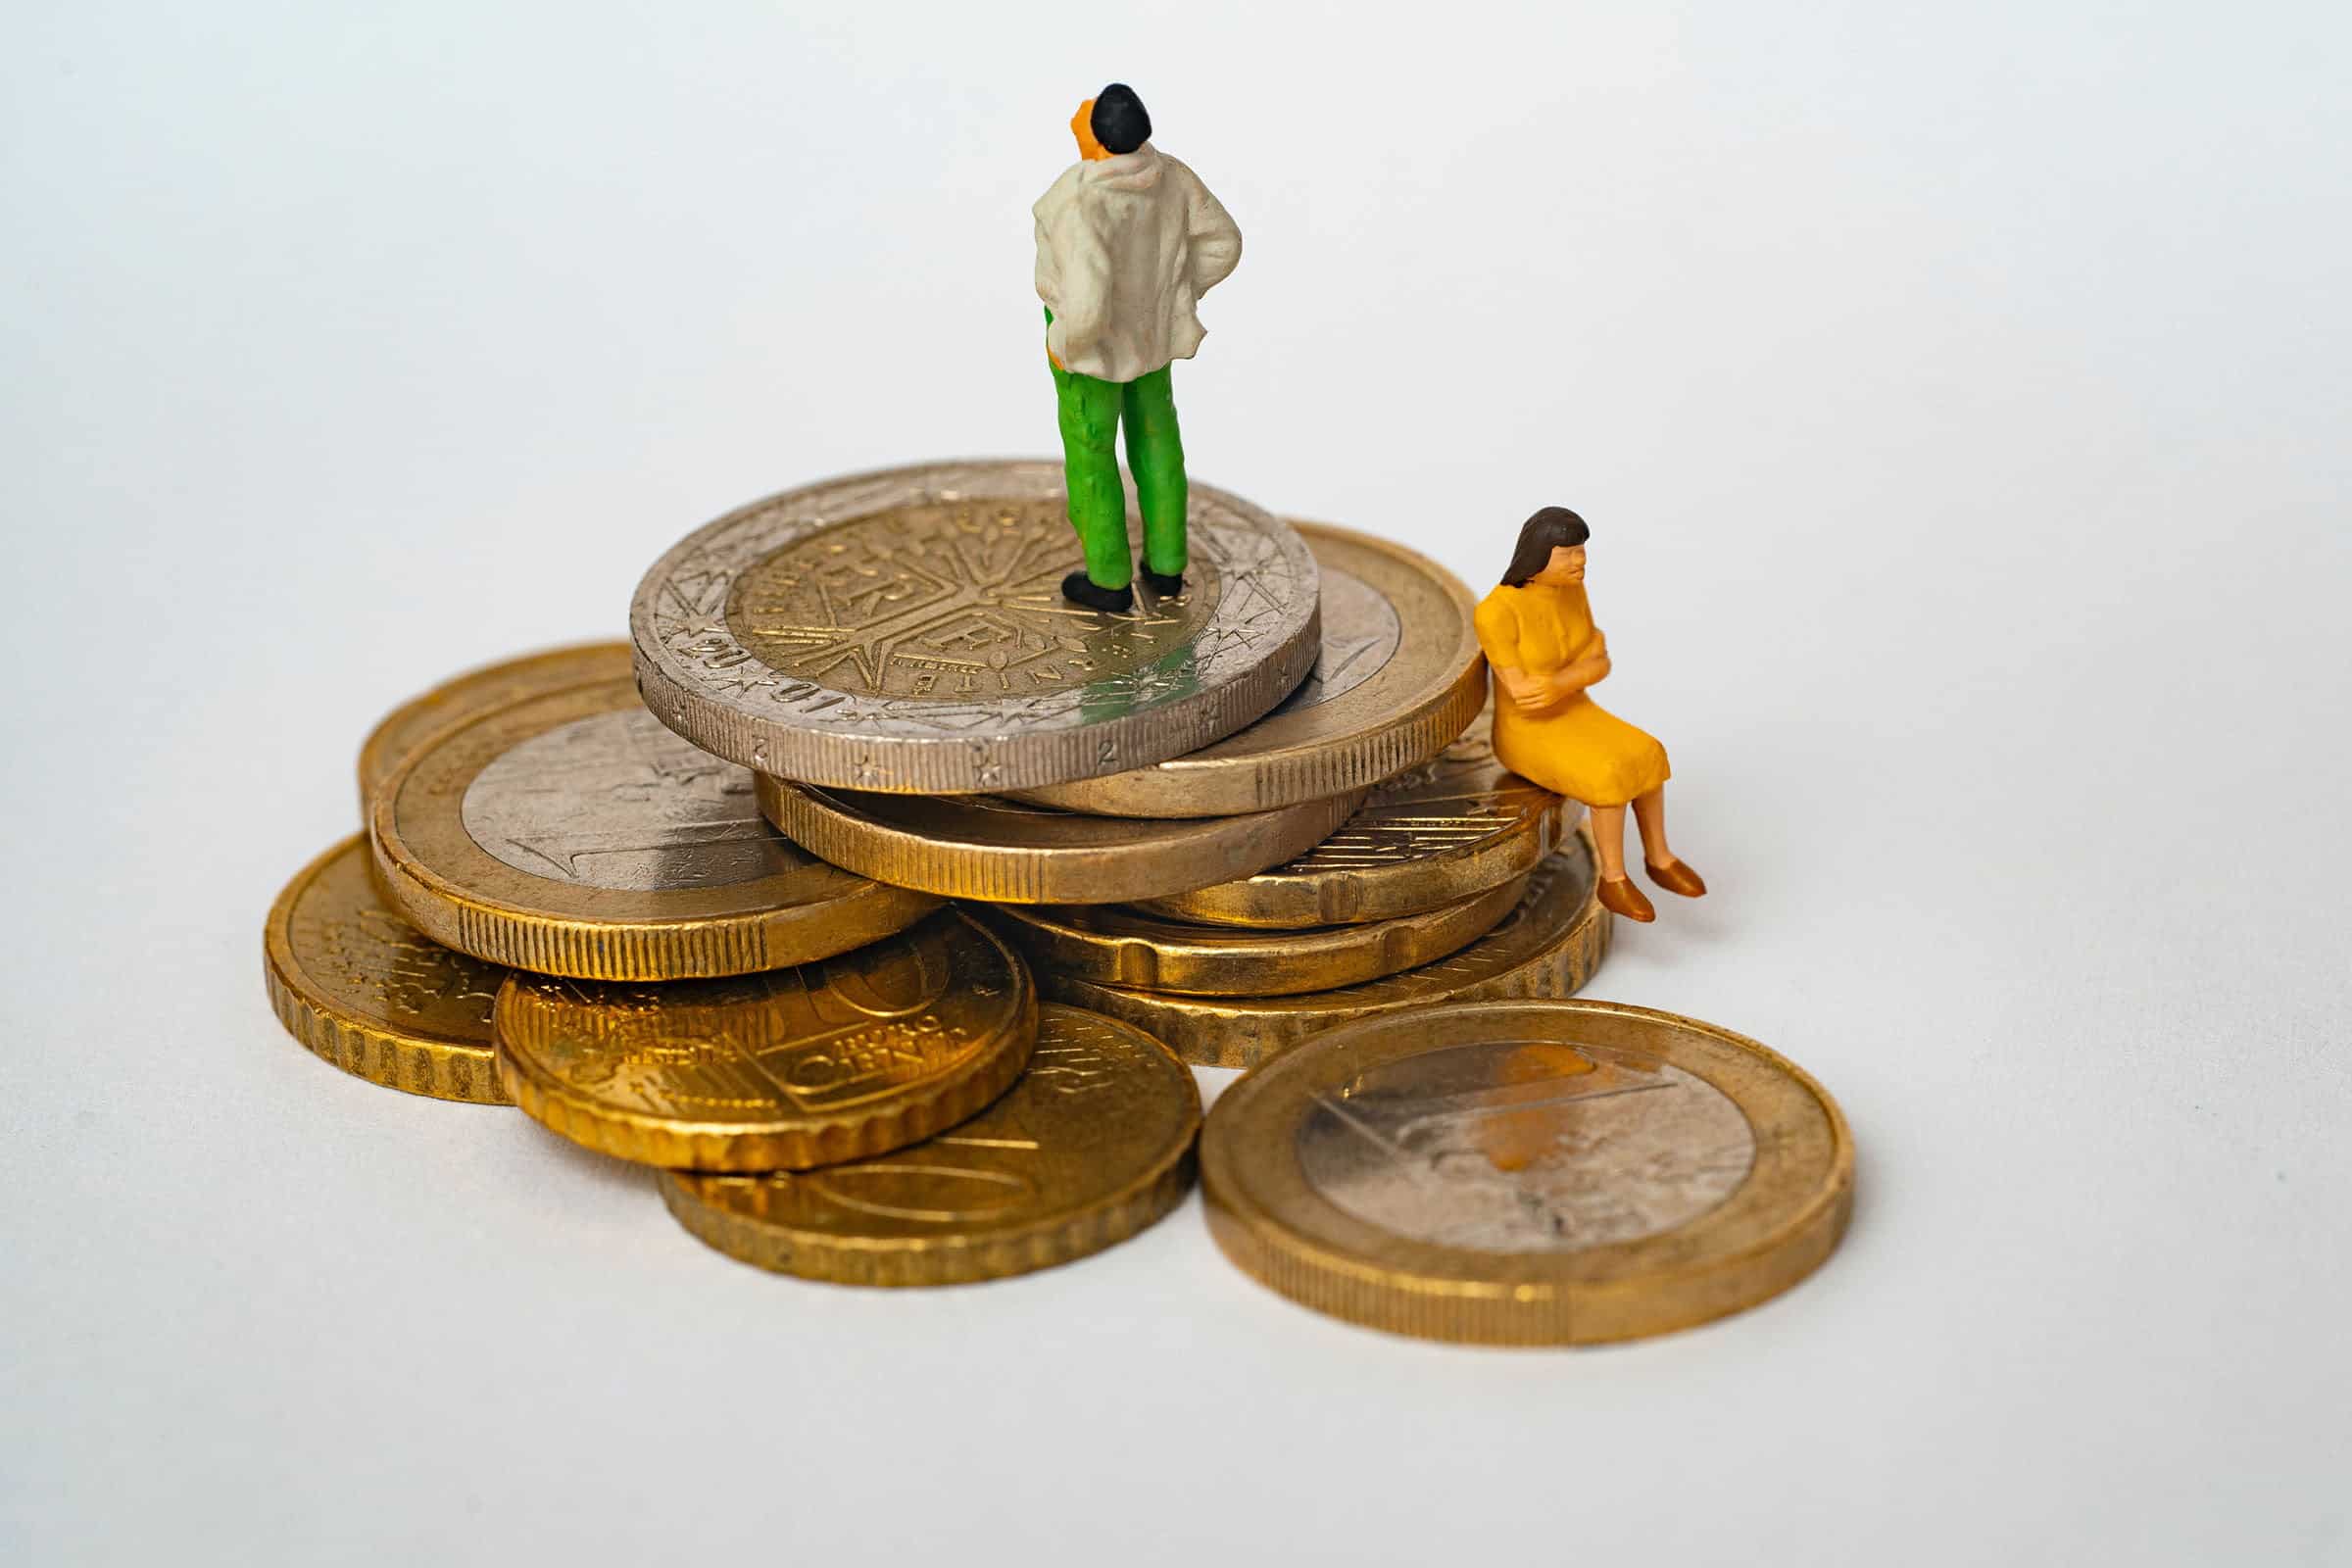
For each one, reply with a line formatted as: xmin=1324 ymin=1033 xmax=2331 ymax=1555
xmin=1473 ymin=582 xmax=1669 ymax=808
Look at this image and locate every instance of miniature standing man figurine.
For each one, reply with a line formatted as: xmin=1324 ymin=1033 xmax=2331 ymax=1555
xmin=1034 ymin=83 xmax=1243 ymax=612
xmin=1474 ymin=507 xmax=1708 ymax=923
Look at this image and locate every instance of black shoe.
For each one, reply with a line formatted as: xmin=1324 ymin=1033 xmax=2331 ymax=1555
xmin=1061 ymin=570 xmax=1135 ymax=613
xmin=1140 ymin=565 xmax=1186 ymax=599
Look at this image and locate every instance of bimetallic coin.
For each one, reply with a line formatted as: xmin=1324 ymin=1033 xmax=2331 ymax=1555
xmin=371 ymin=677 xmax=941 ymax=979
xmin=631 ymin=460 xmax=1323 ymax=793
xmin=494 ymin=909 xmax=1037 ymax=1170
xmin=1015 ymin=524 xmax=1485 ymax=817
xmin=1042 ymin=830 xmax=1611 ymax=1069
xmin=265 ymin=836 xmax=511 ymax=1103
xmin=758 ymin=776 xmax=1366 ymax=906
xmin=979 ymin=874 xmax=1528 ymax=997
xmin=1139 ymin=706 xmax=1576 ymax=927
xmin=661 ymin=1004 xmax=1200 ymax=1285
xmin=1200 ymin=1000 xmax=1855 ymax=1346
xmin=356 ymin=641 xmax=634 ymax=818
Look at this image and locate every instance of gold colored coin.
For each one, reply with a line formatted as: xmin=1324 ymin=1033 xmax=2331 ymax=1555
xmin=1041 ymin=830 xmax=1611 ymax=1069
xmin=372 ymin=676 xmax=941 ymax=979
xmin=1200 ymin=999 xmax=1855 ymax=1346
xmin=661 ymin=1004 xmax=1200 ymax=1285
xmin=1015 ymin=523 xmax=1485 ymax=817
xmin=757 ymin=776 xmax=1366 ymax=905
xmin=356 ymin=641 xmax=634 ymax=817
xmin=494 ymin=909 xmax=1037 ymax=1170
xmin=264 ymin=836 xmax=511 ymax=1103
xmin=978 ymin=873 xmax=1529 ymax=998
xmin=1139 ymin=705 xmax=1577 ymax=927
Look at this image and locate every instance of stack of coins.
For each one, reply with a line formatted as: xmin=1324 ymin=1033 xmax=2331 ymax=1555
xmin=625 ymin=460 xmax=1615 ymax=1075
xmin=262 ymin=458 xmax=1618 ymax=1295
xmin=267 ymin=636 xmax=1202 ymax=1285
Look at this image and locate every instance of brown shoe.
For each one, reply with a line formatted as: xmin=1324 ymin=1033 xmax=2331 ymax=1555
xmin=1596 ymin=876 xmax=1655 ymax=922
xmin=1644 ymin=858 xmax=1707 ymax=898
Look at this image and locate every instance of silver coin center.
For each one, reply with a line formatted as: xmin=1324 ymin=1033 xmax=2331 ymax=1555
xmin=1262 ymin=566 xmax=1401 ymax=718
xmin=1298 ymin=1040 xmax=1755 ymax=1253
xmin=461 ymin=710 xmax=797 ymax=892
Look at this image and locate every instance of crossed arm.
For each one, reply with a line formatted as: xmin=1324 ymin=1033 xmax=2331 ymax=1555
xmin=1492 ymin=633 xmax=1610 ymax=715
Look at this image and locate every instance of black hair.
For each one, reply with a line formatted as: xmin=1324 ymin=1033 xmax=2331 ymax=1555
xmin=1091 ymin=84 xmax=1152 ymax=155
xmin=1500 ymin=506 xmax=1592 ymax=587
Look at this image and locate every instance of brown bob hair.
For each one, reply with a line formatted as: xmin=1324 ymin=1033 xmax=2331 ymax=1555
xmin=1499 ymin=506 xmax=1591 ymax=587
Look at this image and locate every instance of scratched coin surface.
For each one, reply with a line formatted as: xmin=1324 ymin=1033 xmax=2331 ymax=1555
xmin=264 ymin=836 xmax=512 ymax=1103
xmin=1040 ymin=830 xmax=1610 ymax=1069
xmin=631 ymin=460 xmax=1323 ymax=793
xmin=1017 ymin=523 xmax=1485 ymax=817
xmin=1139 ymin=706 xmax=1578 ymax=927
xmin=1200 ymin=1000 xmax=1855 ymax=1346
xmin=356 ymin=641 xmax=635 ymax=819
xmin=371 ymin=676 xmax=940 ymax=979
xmin=979 ymin=873 xmax=1528 ymax=997
xmin=661 ymin=1004 xmax=1199 ymax=1285
xmin=494 ymin=909 xmax=1037 ymax=1170
xmin=759 ymin=776 xmax=1365 ymax=906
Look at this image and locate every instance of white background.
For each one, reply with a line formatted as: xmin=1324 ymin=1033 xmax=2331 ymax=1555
xmin=4 ymin=2 xmax=2347 ymax=1562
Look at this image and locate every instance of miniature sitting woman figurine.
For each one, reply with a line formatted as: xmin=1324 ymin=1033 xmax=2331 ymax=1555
xmin=1473 ymin=506 xmax=1707 ymax=923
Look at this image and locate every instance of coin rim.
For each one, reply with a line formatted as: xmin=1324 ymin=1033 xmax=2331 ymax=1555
xmin=264 ymin=835 xmax=512 ymax=1104
xmin=1138 ymin=709 xmax=1580 ymax=928
xmin=1012 ymin=523 xmax=1487 ymax=817
xmin=757 ymin=776 xmax=1368 ymax=905
xmin=370 ymin=677 xmax=943 ymax=979
xmin=355 ymin=641 xmax=636 ymax=822
xmin=978 ymin=872 xmax=1531 ymax=997
xmin=492 ymin=908 xmax=1040 ymax=1171
xmin=629 ymin=460 xmax=1324 ymax=793
xmin=1037 ymin=827 xmax=1612 ymax=1068
xmin=1198 ymin=999 xmax=1856 ymax=1347
xmin=657 ymin=1004 xmax=1200 ymax=1285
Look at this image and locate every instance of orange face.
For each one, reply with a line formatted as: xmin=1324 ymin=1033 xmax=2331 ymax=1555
xmin=1070 ymin=98 xmax=1109 ymax=161
xmin=1536 ymin=545 xmax=1588 ymax=585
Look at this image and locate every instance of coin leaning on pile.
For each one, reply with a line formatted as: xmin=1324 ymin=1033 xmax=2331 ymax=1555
xmin=371 ymin=674 xmax=940 ymax=979
xmin=493 ymin=908 xmax=1039 ymax=1170
xmin=1043 ymin=830 xmax=1613 ymax=1071
xmin=977 ymin=874 xmax=1531 ymax=997
xmin=268 ymin=644 xmax=645 ymax=1104
xmin=662 ymin=1004 xmax=1201 ymax=1286
xmin=1139 ymin=706 xmax=1577 ymax=928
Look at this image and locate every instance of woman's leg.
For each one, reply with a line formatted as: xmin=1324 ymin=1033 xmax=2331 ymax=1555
xmin=1632 ymin=786 xmax=1706 ymax=896
xmin=1630 ymin=788 xmax=1672 ymax=864
xmin=1588 ymin=802 xmax=1655 ymax=921
xmin=1590 ymin=803 xmax=1629 ymax=880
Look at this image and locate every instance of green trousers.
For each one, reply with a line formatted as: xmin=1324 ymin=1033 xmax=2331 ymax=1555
xmin=1048 ymin=312 xmax=1187 ymax=589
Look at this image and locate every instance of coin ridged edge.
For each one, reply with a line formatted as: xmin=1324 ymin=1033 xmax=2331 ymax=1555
xmin=1048 ymin=831 xmax=1613 ymax=1068
xmin=629 ymin=462 xmax=1325 ymax=793
xmin=1022 ymin=645 xmax=1487 ymax=817
xmin=758 ymin=779 xmax=1368 ymax=906
xmin=1199 ymin=1003 xmax=1857 ymax=1346
xmin=659 ymin=1141 xmax=1198 ymax=1287
xmin=1143 ymin=796 xmax=1579 ymax=929
xmin=370 ymin=779 xmax=942 ymax=982
xmin=262 ymin=838 xmax=511 ymax=1105
xmin=979 ymin=872 xmax=1530 ymax=998
xmin=493 ymin=930 xmax=1041 ymax=1171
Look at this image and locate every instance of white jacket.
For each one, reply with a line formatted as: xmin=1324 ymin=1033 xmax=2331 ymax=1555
xmin=1033 ymin=144 xmax=1243 ymax=383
